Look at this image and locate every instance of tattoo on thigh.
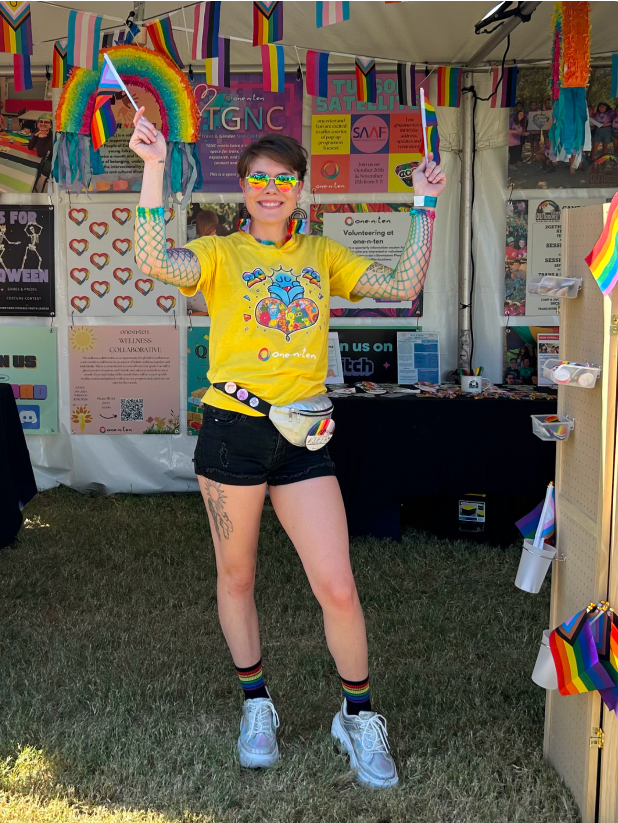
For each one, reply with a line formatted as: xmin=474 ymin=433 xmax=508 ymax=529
xmin=205 ymin=480 xmax=233 ymax=541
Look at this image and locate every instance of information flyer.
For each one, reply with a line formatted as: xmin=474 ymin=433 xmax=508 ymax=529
xmin=191 ymin=73 xmax=303 ymax=192
xmin=186 ymin=326 xmax=211 ymax=435
xmin=537 ymin=331 xmax=560 ymax=387
xmin=0 ymin=326 xmax=58 ymax=433
xmin=397 ymin=331 xmax=440 ymax=384
xmin=311 ymin=72 xmax=426 ymax=194
xmin=68 ymin=325 xmax=179 ymax=435
xmin=66 ymin=203 xmax=180 ymax=317
xmin=0 ymin=206 xmax=55 ymax=316
xmin=311 ymin=203 xmax=421 ymax=317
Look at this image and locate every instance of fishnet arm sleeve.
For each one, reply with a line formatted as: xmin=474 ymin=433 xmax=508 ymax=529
xmin=134 ymin=206 xmax=201 ymax=288
xmin=351 ymin=208 xmax=435 ymax=300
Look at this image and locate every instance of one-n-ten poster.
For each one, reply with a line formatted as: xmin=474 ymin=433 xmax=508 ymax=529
xmin=0 ymin=206 xmax=55 ymax=316
xmin=69 ymin=325 xmax=179 ymax=435
xmin=67 ymin=204 xmax=180 ymax=317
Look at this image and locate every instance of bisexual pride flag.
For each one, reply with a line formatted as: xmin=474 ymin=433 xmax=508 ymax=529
xmin=13 ymin=52 xmax=31 ymax=91
xmin=306 ymin=50 xmax=329 ymax=98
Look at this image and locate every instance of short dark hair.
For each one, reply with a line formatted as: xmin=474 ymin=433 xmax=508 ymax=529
xmin=194 ymin=208 xmax=218 ymax=237
xmin=237 ymin=134 xmax=308 ymax=181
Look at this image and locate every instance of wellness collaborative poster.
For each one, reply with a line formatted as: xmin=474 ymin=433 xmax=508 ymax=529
xmin=68 ymin=326 xmax=179 ymax=435
xmin=0 ymin=326 xmax=58 ymax=433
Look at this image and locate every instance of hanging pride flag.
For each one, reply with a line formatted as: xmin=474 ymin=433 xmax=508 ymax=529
xmin=612 ymin=54 xmax=618 ymax=100
xmin=52 ymin=39 xmax=69 ymax=89
xmin=437 ymin=66 xmax=461 ymax=107
xmin=13 ymin=53 xmax=31 ymax=91
xmin=205 ymin=36 xmax=230 ymax=87
xmin=586 ymin=192 xmax=618 ymax=296
xmin=67 ymin=10 xmax=103 ymax=70
xmin=397 ymin=62 xmax=416 ymax=108
xmin=490 ymin=65 xmax=518 ymax=108
xmin=355 ymin=57 xmax=376 ymax=104
xmin=0 ymin=1 xmax=32 ymax=55
xmin=125 ymin=21 xmax=140 ymax=45
xmin=101 ymin=28 xmax=125 ymax=48
xmin=146 ymin=16 xmax=184 ymax=69
xmin=316 ymin=1 xmax=349 ymax=27
xmin=91 ymin=54 xmax=131 ymax=151
xmin=261 ymin=44 xmax=285 ymax=92
xmin=253 ymin=1 xmax=283 ymax=46
xmin=306 ymin=50 xmax=329 ymax=98
xmin=193 ymin=2 xmax=220 ymax=61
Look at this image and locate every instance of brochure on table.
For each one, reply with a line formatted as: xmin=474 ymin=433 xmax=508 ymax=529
xmin=397 ymin=331 xmax=440 ymax=384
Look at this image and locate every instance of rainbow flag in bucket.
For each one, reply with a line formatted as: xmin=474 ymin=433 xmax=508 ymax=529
xmin=437 ymin=66 xmax=461 ymax=107
xmin=586 ymin=191 xmax=618 ymax=296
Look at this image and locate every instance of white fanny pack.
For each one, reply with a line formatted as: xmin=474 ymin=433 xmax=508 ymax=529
xmin=214 ymin=382 xmax=335 ymax=450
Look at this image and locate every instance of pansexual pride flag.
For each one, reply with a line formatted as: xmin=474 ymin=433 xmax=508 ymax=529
xmin=397 ymin=62 xmax=416 ymax=108
xmin=147 ymin=16 xmax=184 ymax=68
xmin=437 ymin=66 xmax=461 ymax=107
xmin=490 ymin=66 xmax=518 ymax=108
xmin=355 ymin=57 xmax=376 ymax=104
xmin=192 ymin=2 xmax=220 ymax=61
xmin=13 ymin=53 xmax=30 ymax=91
xmin=261 ymin=44 xmax=284 ymax=92
xmin=316 ymin=1 xmax=349 ymax=27
xmin=91 ymin=55 xmax=125 ymax=151
xmin=205 ymin=37 xmax=230 ymax=87
xmin=253 ymin=1 xmax=283 ymax=46
xmin=586 ymin=191 xmax=618 ymax=296
xmin=0 ymin=1 xmax=32 ymax=55
xmin=67 ymin=10 xmax=103 ymax=70
xmin=52 ymin=40 xmax=69 ymax=89
xmin=306 ymin=50 xmax=329 ymax=98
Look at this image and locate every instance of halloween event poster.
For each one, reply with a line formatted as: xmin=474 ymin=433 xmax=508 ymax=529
xmin=0 ymin=206 xmax=55 ymax=316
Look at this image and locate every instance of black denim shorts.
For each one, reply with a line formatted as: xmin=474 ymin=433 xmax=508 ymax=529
xmin=193 ymin=404 xmax=336 ymax=486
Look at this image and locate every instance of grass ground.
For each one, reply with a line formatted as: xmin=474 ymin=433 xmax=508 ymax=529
xmin=0 ymin=488 xmax=578 ymax=823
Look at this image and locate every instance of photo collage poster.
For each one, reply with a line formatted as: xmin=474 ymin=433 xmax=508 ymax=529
xmin=503 ymin=326 xmax=558 ymax=387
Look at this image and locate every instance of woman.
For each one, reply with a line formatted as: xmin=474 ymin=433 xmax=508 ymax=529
xmin=591 ymin=102 xmax=613 ymax=161
xmin=508 ymin=104 xmax=525 ymax=166
xmin=130 ymin=109 xmax=445 ymax=789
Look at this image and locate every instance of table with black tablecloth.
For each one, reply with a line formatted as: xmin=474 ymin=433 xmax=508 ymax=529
xmin=328 ymin=394 xmax=557 ymax=543
xmin=0 ymin=383 xmax=37 ymax=548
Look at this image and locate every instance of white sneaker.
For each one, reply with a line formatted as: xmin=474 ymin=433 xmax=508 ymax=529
xmin=237 ymin=692 xmax=280 ymax=768
xmin=331 ymin=701 xmax=399 ymax=788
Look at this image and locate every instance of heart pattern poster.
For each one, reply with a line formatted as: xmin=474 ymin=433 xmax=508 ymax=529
xmin=66 ymin=203 xmax=180 ymax=317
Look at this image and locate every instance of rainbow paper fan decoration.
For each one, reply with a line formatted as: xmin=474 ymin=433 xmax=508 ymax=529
xmin=53 ymin=45 xmax=201 ymax=202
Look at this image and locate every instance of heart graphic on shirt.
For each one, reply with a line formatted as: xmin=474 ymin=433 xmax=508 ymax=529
xmin=112 ymin=207 xmax=132 ymax=225
xmin=89 ymin=221 xmax=109 ymax=239
xmin=156 ymin=295 xmax=176 ymax=313
xmin=113 ymin=238 xmax=132 ymax=255
xmin=255 ymin=297 xmax=319 ymax=342
xmin=68 ymin=208 xmax=88 ymax=226
xmin=91 ymin=280 xmax=110 ymax=298
xmin=71 ymin=296 xmax=90 ymax=313
xmin=113 ymin=267 xmax=132 ymax=284
xmin=114 ymin=296 xmax=133 ymax=313
xmin=69 ymin=238 xmax=89 ymax=256
xmin=70 ymin=268 xmax=89 ymax=285
xmin=135 ymin=278 xmax=154 ymax=295
xmin=166 ymin=238 xmax=175 ymax=250
xmin=165 ymin=207 xmax=174 ymax=224
xmin=90 ymin=253 xmax=109 ymax=270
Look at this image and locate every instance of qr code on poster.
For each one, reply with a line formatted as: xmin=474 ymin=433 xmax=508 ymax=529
xmin=120 ymin=398 xmax=144 ymax=422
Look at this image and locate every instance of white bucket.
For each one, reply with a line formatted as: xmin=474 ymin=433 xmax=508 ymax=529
xmin=515 ymin=539 xmax=557 ymax=594
xmin=531 ymin=629 xmax=558 ymax=690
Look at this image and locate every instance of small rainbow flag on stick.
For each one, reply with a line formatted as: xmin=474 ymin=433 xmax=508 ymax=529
xmin=0 ymin=1 xmax=32 ymax=55
xmin=91 ymin=54 xmax=137 ymax=152
xmin=253 ymin=1 xmax=283 ymax=46
xmin=13 ymin=52 xmax=31 ymax=91
xmin=420 ymin=88 xmax=440 ymax=163
xmin=316 ymin=1 xmax=349 ymax=27
xmin=52 ymin=39 xmax=69 ymax=88
xmin=586 ymin=192 xmax=618 ymax=296
xmin=306 ymin=50 xmax=329 ymax=98
xmin=355 ymin=57 xmax=376 ymax=103
xmin=437 ymin=66 xmax=461 ymax=107
xmin=192 ymin=2 xmax=220 ymax=61
xmin=146 ymin=16 xmax=184 ymax=69
xmin=261 ymin=44 xmax=285 ymax=93
xmin=205 ymin=36 xmax=230 ymax=87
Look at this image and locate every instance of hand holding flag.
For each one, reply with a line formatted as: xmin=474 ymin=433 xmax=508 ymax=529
xmin=128 ymin=106 xmax=166 ymax=165
xmin=411 ymin=153 xmax=446 ymax=199
xmin=91 ymin=54 xmax=139 ymax=151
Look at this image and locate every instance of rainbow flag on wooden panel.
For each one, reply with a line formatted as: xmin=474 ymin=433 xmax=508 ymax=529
xmin=261 ymin=44 xmax=284 ymax=92
xmin=355 ymin=57 xmax=376 ymax=103
xmin=52 ymin=40 xmax=69 ymax=88
xmin=146 ymin=16 xmax=184 ymax=69
xmin=306 ymin=50 xmax=329 ymax=98
xmin=91 ymin=55 xmax=126 ymax=151
xmin=490 ymin=65 xmax=518 ymax=108
xmin=67 ymin=10 xmax=103 ymax=70
xmin=397 ymin=62 xmax=416 ymax=107
xmin=205 ymin=37 xmax=230 ymax=87
xmin=0 ymin=1 xmax=32 ymax=55
xmin=586 ymin=191 xmax=618 ymax=295
xmin=192 ymin=2 xmax=220 ymax=61
xmin=437 ymin=66 xmax=461 ymax=107
xmin=253 ymin=1 xmax=283 ymax=46
xmin=13 ymin=53 xmax=31 ymax=91
xmin=316 ymin=1 xmax=349 ymax=27
xmin=550 ymin=608 xmax=617 ymax=696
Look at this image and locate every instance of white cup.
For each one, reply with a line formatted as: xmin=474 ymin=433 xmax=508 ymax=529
xmin=461 ymin=375 xmax=491 ymax=394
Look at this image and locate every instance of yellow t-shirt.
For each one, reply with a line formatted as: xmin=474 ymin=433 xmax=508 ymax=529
xmin=180 ymin=230 xmax=371 ymax=415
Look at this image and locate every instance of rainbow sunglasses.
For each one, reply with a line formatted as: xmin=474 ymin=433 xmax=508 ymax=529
xmin=245 ymin=173 xmax=299 ymax=193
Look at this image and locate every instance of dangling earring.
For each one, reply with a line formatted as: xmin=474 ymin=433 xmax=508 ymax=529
xmin=237 ymin=216 xmax=251 ymax=232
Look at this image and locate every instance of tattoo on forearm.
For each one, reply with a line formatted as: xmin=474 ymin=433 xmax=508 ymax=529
xmin=352 ymin=209 xmax=435 ymax=300
xmin=134 ymin=208 xmax=201 ymax=288
xmin=205 ymin=480 xmax=233 ymax=541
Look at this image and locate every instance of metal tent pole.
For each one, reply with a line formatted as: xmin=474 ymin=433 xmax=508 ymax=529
xmin=457 ymin=71 xmax=474 ymax=373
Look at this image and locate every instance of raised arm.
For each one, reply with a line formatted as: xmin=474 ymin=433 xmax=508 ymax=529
xmin=351 ymin=154 xmax=445 ymax=301
xmin=129 ymin=107 xmax=200 ymax=288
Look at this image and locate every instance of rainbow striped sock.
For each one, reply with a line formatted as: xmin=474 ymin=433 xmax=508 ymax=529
xmin=341 ymin=674 xmax=371 ymax=715
xmin=236 ymin=659 xmax=269 ymax=700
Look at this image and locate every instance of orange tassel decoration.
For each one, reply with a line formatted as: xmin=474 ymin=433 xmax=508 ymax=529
xmin=561 ymin=1 xmax=590 ymax=89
